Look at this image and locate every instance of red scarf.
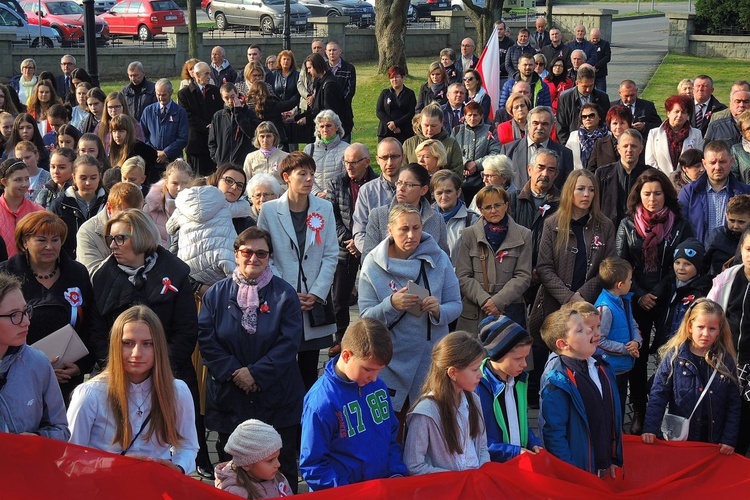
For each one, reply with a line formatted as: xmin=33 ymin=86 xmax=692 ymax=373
xmin=634 ymin=205 xmax=674 ymax=273
xmin=664 ymin=121 xmax=690 ymax=171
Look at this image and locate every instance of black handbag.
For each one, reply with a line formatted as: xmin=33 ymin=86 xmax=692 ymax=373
xmin=297 ymin=241 xmax=336 ymax=328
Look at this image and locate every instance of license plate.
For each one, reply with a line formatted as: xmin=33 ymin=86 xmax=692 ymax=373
xmin=294 ymin=19 xmax=306 ymax=24
xmin=361 ymin=13 xmax=371 ymax=18
xmin=165 ymin=15 xmax=177 ymax=20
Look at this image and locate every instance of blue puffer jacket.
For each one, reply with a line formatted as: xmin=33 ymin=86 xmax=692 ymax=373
xmin=594 ymin=289 xmax=637 ymax=375
xmin=643 ymin=343 xmax=741 ymax=446
xmin=476 ymin=359 xmax=542 ymax=462
xmin=539 ymin=355 xmax=623 ymax=474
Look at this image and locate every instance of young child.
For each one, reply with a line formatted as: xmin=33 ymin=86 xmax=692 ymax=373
xmin=594 ymin=257 xmax=642 ymax=417
xmin=36 ymin=147 xmax=75 ymax=209
xmin=476 ymin=315 xmax=543 ymax=462
xmin=404 ymin=331 xmax=490 ymax=475
xmin=705 ymin=194 xmax=750 ymax=276
xmin=121 ymin=155 xmax=148 ymax=192
xmin=166 ymin=183 xmax=246 ymax=287
xmin=539 ymin=305 xmax=623 ymax=476
xmin=300 ymin=318 xmax=407 ymax=491
xmin=642 ymin=298 xmax=740 ymax=454
xmin=209 ymin=83 xmax=259 ymax=165
xmin=15 ymin=140 xmax=50 ymax=201
xmin=144 ymin=159 xmax=194 ymax=247
xmin=651 ymin=238 xmax=712 ymax=354
xmin=215 ymin=419 xmax=294 ymax=499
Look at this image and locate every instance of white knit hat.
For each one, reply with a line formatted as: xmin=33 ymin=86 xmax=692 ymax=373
xmin=225 ymin=419 xmax=282 ymax=467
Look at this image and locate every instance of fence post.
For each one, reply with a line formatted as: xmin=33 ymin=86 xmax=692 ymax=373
xmin=665 ymin=12 xmax=695 ymax=55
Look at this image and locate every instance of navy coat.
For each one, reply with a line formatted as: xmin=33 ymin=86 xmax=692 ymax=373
xmin=198 ymin=275 xmax=305 ymax=433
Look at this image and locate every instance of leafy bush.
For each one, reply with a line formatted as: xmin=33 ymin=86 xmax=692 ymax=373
xmin=695 ymin=0 xmax=750 ymax=34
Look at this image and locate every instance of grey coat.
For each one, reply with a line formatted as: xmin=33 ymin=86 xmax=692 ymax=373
xmin=455 ymin=216 xmax=532 ymax=333
xmin=451 ymin=123 xmax=503 ymax=171
xmin=528 ymin=212 xmax=616 ymax=344
xmin=362 ymin=197 xmax=450 ymax=262
xmin=731 ymin=143 xmax=750 ymax=184
xmin=257 ymin=192 xmax=338 ymax=342
xmin=358 ymin=233 xmax=462 ymax=411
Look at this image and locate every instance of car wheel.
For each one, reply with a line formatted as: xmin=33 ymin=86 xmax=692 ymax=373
xmin=205 ymin=3 xmax=211 ymax=18
xmin=138 ymin=24 xmax=152 ymax=41
xmin=452 ymin=5 xmax=462 ymax=11
xmin=327 ymin=10 xmax=339 ymax=18
xmin=215 ymin=12 xmax=227 ymax=30
xmin=408 ymin=9 xmax=418 ymax=23
xmin=260 ymin=15 xmax=274 ymax=35
xmin=32 ymin=37 xmax=53 ymax=48
xmin=51 ymin=25 xmax=65 ymax=42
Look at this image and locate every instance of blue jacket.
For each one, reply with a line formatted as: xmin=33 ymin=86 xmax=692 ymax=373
xmin=498 ymin=71 xmax=552 ymax=111
xmin=643 ymin=343 xmax=741 ymax=446
xmin=476 ymin=359 xmax=542 ymax=462
xmin=594 ymin=289 xmax=637 ymax=374
xmin=566 ymin=39 xmax=598 ymax=66
xmin=678 ymin=173 xmax=750 ymax=245
xmin=539 ymin=355 xmax=623 ymax=474
xmin=197 ymin=275 xmax=305 ymax=433
xmin=300 ymin=358 xmax=408 ymax=491
xmin=140 ymin=101 xmax=189 ymax=162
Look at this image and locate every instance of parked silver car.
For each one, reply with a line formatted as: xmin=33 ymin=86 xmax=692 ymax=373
xmin=298 ymin=0 xmax=374 ymax=28
xmin=0 ymin=3 xmax=61 ymax=46
xmin=212 ymin=0 xmax=311 ymax=34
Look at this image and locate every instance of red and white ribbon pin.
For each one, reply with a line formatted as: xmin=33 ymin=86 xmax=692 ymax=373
xmin=306 ymin=212 xmax=325 ymax=245
xmin=64 ymin=287 xmax=83 ymax=326
xmin=160 ymin=277 xmax=179 ymax=295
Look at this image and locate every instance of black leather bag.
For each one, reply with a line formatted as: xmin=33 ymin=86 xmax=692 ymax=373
xmin=308 ymin=293 xmax=336 ymax=327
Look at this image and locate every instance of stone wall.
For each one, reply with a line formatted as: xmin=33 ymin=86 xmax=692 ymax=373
xmin=667 ymin=12 xmax=750 ymax=59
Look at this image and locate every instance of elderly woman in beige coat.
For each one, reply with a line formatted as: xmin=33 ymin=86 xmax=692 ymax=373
xmin=456 ymin=185 xmax=532 ymax=332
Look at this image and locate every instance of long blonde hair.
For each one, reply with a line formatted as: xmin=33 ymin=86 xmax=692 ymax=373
xmin=97 ymin=305 xmax=184 ymax=448
xmin=413 ymin=331 xmax=485 ymax=455
xmin=659 ymin=298 xmax=737 ymax=381
xmin=555 ymin=169 xmax=605 ymax=253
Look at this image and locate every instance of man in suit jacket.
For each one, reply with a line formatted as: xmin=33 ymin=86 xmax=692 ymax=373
xmin=692 ymin=75 xmax=727 ymax=136
xmin=590 ymin=29 xmax=611 ymax=92
xmin=542 ymin=28 xmax=572 ymax=72
xmin=704 ymin=89 xmax=750 ymax=147
xmin=442 ymin=83 xmax=466 ymax=133
xmin=455 ymin=37 xmax=479 ymax=73
xmin=501 ymin=106 xmax=573 ymax=189
xmin=140 ymin=79 xmax=189 ymax=183
xmin=177 ymin=62 xmax=224 ymax=176
xmin=54 ymin=54 xmax=77 ymax=100
xmin=530 ymin=17 xmax=551 ymax=52
xmin=613 ymin=80 xmax=662 ymax=141
xmin=556 ymin=65 xmax=611 ymax=145
xmin=566 ymin=25 xmax=598 ymax=66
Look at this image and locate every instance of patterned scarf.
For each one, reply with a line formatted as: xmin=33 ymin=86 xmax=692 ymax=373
xmin=634 ymin=205 xmax=675 ymax=273
xmin=233 ymin=266 xmax=273 ymax=334
xmin=664 ymin=121 xmax=690 ymax=170
xmin=483 ymin=214 xmax=509 ymax=253
xmin=578 ymin=124 xmax=608 ymax=169
xmin=260 ymin=147 xmax=276 ymax=158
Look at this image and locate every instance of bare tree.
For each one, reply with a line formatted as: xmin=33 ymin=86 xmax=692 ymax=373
xmin=375 ymin=0 xmax=409 ymax=74
xmin=187 ymin=0 xmax=198 ymax=58
xmin=546 ymin=0 xmax=553 ymax=28
xmin=461 ymin=0 xmax=506 ymax=49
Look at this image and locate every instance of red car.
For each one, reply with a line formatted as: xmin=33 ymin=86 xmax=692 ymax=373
xmin=99 ymin=0 xmax=185 ymax=41
xmin=19 ymin=0 xmax=110 ymax=45
xmin=201 ymin=0 xmax=211 ymax=18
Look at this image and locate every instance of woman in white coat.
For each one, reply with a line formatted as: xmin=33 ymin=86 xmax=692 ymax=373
xmin=646 ymin=94 xmax=703 ymax=174
xmin=257 ymin=151 xmax=338 ymax=391
xmin=302 ymin=110 xmax=349 ymax=196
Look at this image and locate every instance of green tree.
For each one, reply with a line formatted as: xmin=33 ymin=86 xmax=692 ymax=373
xmin=461 ymin=0 xmax=506 ymax=49
xmin=695 ymin=0 xmax=750 ymax=34
xmin=375 ymin=0 xmax=410 ymax=74
xmin=187 ymin=0 xmax=198 ymax=58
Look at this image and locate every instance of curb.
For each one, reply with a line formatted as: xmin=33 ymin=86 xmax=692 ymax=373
xmin=613 ymin=13 xmax=666 ymax=21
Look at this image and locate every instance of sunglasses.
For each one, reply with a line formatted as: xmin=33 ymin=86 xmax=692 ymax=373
xmin=463 ymin=77 xmax=476 ymax=82
xmin=581 ymin=113 xmax=598 ymax=119
xmin=236 ymin=248 xmax=270 ymax=259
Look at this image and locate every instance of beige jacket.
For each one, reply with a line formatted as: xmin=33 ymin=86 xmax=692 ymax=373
xmin=75 ymin=208 xmax=110 ymax=277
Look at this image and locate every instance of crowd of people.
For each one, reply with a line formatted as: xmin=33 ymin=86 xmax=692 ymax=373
xmin=1 ymin=17 xmax=750 ymax=499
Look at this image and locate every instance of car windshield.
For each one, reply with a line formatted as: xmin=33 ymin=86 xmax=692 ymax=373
xmin=264 ymin=0 xmax=285 ymax=5
xmin=47 ymin=1 xmax=84 ymax=15
xmin=150 ymin=0 xmax=179 ymax=10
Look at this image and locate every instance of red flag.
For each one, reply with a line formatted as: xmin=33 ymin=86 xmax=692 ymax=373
xmin=476 ymin=26 xmax=500 ymax=122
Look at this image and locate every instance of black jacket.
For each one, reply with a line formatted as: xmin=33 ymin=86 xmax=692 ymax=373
xmin=49 ymin=187 xmax=107 ymax=259
xmin=91 ymin=246 xmax=198 ymax=381
xmin=325 ymin=167 xmax=378 ymax=262
xmin=508 ymin=181 xmax=560 ymax=267
xmin=308 ymin=71 xmax=349 ymax=134
xmin=416 ymin=82 xmax=448 ymax=113
xmin=691 ymin=95 xmax=727 ymax=136
xmin=651 ymin=274 xmax=712 ymax=351
xmin=376 ymin=86 xmax=417 ymax=143
xmin=705 ymin=116 xmax=741 ymax=148
xmin=612 ymin=98 xmax=662 ymax=140
xmin=595 ymin=161 xmax=650 ymax=227
xmin=121 ymin=78 xmax=157 ymax=122
xmin=208 ymin=105 xmax=260 ymax=166
xmin=249 ymin=95 xmax=298 ymax=146
xmin=177 ymin=82 xmax=224 ymax=156
xmin=541 ymin=43 xmax=572 ymax=72
xmin=705 ymin=225 xmax=741 ymax=276
xmin=266 ymin=69 xmax=300 ymax=102
xmin=592 ymin=39 xmax=612 ymax=77
xmin=615 ymin=215 xmax=693 ymax=299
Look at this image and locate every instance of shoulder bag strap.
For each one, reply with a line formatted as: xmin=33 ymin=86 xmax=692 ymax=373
xmin=480 ymin=246 xmax=489 ymax=293
xmin=121 ymin=413 xmax=152 ymax=456
xmin=687 ymin=368 xmax=718 ymax=420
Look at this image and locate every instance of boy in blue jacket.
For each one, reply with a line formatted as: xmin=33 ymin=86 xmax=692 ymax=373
xmin=476 ymin=315 xmax=543 ymax=462
xmin=539 ymin=305 xmax=623 ymax=477
xmin=594 ymin=257 xmax=642 ymax=419
xmin=300 ymin=318 xmax=408 ymax=491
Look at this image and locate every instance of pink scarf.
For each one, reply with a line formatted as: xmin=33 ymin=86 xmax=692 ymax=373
xmin=634 ymin=205 xmax=674 ymax=273
xmin=233 ymin=266 xmax=273 ymax=334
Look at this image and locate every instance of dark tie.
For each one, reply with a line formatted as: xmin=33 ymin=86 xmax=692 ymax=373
xmin=454 ymin=110 xmax=460 ymax=127
xmin=695 ymin=103 xmax=704 ymax=129
xmin=161 ymin=106 xmax=166 ymax=117
xmin=65 ymin=77 xmax=70 ymax=90
xmin=202 ymin=87 xmax=206 ymax=98
xmin=538 ymin=33 xmax=544 ymax=46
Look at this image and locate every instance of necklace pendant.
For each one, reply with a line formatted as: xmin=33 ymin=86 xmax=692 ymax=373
xmin=137 ymin=409 xmax=143 ymax=417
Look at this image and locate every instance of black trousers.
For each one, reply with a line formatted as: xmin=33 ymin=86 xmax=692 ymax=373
xmin=217 ymin=424 xmax=299 ymax=493
xmin=629 ymin=303 xmax=659 ymax=415
xmin=187 ymin=153 xmax=216 ymax=177
xmin=331 ymin=254 xmax=360 ymax=341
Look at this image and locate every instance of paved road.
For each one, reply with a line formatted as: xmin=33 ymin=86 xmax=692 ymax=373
xmin=606 ymin=15 xmax=669 ymax=97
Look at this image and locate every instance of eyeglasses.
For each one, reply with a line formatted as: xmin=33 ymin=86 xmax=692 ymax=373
xmin=481 ymin=173 xmax=499 ymax=179
xmin=581 ymin=113 xmax=598 ymax=119
xmin=535 ymin=62 xmax=545 ymax=66
xmin=252 ymin=192 xmax=275 ymax=200
xmin=0 ymin=305 xmax=33 ymax=325
xmin=236 ymin=248 xmax=270 ymax=259
xmin=396 ymin=181 xmax=422 ymax=189
xmin=480 ymin=202 xmax=507 ymax=212
xmin=107 ymin=105 xmax=123 ymax=111
xmin=221 ymin=176 xmax=246 ymax=191
xmin=377 ymin=154 xmax=402 ymax=162
xmin=344 ymin=157 xmax=369 ymax=167
xmin=463 ymin=77 xmax=475 ymax=82
xmin=105 ymin=234 xmax=132 ymax=246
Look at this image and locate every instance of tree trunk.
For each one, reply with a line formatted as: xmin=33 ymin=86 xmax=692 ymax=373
xmin=462 ymin=0 xmax=505 ymax=49
xmin=375 ymin=0 xmax=409 ymax=75
xmin=187 ymin=0 xmax=198 ymax=59
xmin=546 ymin=0 xmax=553 ymax=28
